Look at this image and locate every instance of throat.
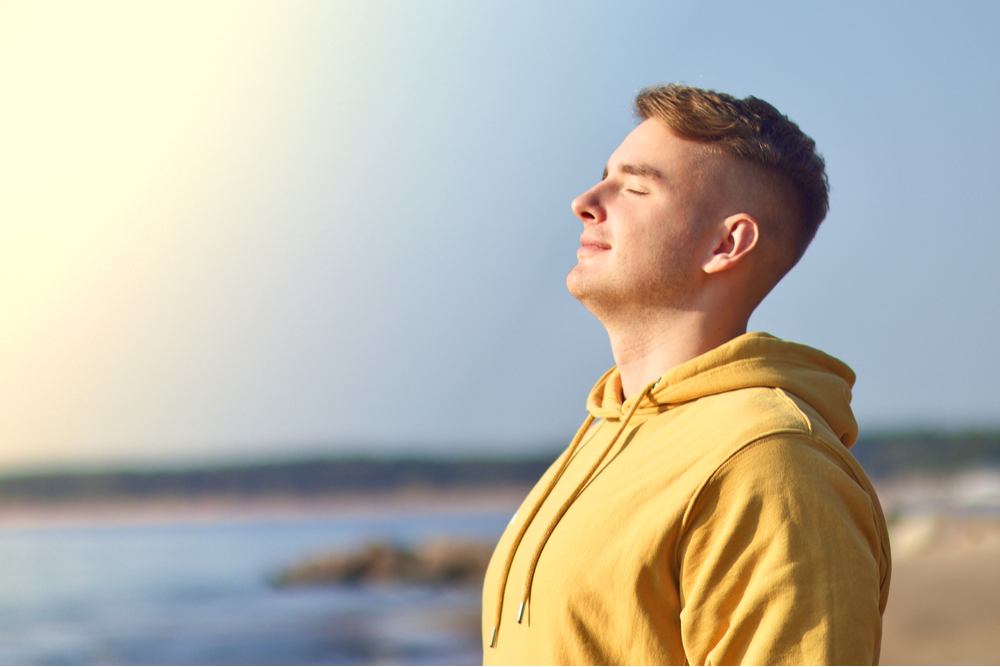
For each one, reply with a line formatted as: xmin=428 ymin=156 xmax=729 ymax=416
xmin=609 ymin=314 xmax=748 ymax=399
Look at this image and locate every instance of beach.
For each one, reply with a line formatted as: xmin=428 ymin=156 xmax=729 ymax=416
xmin=880 ymin=514 xmax=1000 ymax=665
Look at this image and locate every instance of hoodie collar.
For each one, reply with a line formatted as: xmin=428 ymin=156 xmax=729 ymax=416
xmin=586 ymin=332 xmax=858 ymax=447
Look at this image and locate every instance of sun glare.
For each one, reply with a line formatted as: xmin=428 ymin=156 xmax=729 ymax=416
xmin=0 ymin=1 xmax=313 ymax=466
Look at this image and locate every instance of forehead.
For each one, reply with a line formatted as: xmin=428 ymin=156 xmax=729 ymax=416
xmin=607 ymin=119 xmax=710 ymax=176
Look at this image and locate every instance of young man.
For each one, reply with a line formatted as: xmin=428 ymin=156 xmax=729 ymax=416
xmin=482 ymin=84 xmax=891 ymax=665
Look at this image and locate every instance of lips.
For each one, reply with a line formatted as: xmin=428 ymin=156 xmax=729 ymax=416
xmin=579 ymin=234 xmax=611 ymax=250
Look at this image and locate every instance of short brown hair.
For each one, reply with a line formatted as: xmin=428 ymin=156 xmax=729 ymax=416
xmin=635 ymin=84 xmax=828 ymax=266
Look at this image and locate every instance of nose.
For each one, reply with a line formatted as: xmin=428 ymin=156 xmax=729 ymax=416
xmin=571 ymin=183 xmax=606 ymax=224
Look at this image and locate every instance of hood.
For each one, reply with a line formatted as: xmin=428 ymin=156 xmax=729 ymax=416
xmin=586 ymin=332 xmax=858 ymax=447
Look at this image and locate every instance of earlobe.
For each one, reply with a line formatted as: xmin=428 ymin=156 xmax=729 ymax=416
xmin=702 ymin=214 xmax=759 ymax=274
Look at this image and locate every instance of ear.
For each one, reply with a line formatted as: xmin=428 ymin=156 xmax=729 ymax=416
xmin=702 ymin=213 xmax=759 ymax=274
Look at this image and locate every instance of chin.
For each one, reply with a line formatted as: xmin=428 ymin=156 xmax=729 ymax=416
xmin=565 ymin=265 xmax=589 ymax=300
xmin=566 ymin=265 xmax=609 ymax=307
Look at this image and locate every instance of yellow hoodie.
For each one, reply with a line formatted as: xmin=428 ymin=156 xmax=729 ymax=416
xmin=482 ymin=333 xmax=890 ymax=665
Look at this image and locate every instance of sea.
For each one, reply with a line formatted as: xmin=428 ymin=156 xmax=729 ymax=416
xmin=6 ymin=470 xmax=999 ymax=665
xmin=0 ymin=506 xmax=513 ymax=665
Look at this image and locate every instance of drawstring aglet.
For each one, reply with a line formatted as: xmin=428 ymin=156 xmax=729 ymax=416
xmin=517 ymin=601 xmax=525 ymax=623
xmin=490 ymin=627 xmax=497 ymax=648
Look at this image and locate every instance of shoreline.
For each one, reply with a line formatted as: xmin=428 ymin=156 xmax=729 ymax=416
xmin=0 ymin=486 xmax=530 ymax=529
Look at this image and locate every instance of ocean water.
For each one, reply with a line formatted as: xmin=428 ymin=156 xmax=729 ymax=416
xmin=0 ymin=508 xmax=512 ymax=665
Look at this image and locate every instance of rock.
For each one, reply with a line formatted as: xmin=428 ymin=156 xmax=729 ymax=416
xmin=271 ymin=539 xmax=495 ymax=588
xmin=414 ymin=539 xmax=495 ymax=585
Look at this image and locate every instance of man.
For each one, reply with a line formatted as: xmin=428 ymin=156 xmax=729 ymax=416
xmin=482 ymin=84 xmax=890 ymax=665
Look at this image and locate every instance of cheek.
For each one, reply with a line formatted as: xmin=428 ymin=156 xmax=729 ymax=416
xmin=641 ymin=223 xmax=704 ymax=276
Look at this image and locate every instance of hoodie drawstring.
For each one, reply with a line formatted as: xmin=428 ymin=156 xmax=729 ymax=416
xmin=489 ymin=380 xmax=657 ymax=648
xmin=489 ymin=413 xmax=594 ymax=649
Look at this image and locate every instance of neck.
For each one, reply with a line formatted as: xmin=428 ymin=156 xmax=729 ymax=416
xmin=605 ymin=308 xmax=749 ymax=399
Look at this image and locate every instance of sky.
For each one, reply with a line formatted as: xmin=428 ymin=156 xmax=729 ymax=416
xmin=1 ymin=0 xmax=998 ymax=472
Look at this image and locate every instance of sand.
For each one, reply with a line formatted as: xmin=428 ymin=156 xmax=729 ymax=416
xmin=880 ymin=516 xmax=1000 ymax=665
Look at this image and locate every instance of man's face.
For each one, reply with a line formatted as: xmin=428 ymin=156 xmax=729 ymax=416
xmin=566 ymin=119 xmax=724 ymax=315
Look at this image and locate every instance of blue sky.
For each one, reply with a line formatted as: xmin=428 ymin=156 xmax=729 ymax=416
xmin=1 ymin=0 xmax=998 ymax=470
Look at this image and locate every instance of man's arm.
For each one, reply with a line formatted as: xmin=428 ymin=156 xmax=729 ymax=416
xmin=677 ymin=434 xmax=889 ymax=666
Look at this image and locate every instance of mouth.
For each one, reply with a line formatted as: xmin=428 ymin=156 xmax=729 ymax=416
xmin=579 ymin=234 xmax=611 ymax=251
xmin=578 ymin=234 xmax=610 ymax=258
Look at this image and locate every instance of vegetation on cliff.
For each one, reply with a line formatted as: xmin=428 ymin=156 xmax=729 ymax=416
xmin=0 ymin=430 xmax=997 ymax=504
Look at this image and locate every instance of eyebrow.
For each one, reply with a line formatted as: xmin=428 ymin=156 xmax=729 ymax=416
xmin=602 ymin=162 xmax=664 ymax=181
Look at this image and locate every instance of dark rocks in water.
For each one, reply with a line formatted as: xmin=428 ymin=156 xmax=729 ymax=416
xmin=272 ymin=540 xmax=495 ymax=587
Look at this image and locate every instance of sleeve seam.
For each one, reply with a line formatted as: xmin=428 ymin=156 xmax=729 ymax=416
xmin=676 ymin=430 xmax=877 ymax=578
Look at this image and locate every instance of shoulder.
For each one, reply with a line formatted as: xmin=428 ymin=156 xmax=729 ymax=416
xmin=631 ymin=385 xmax=860 ymax=505
xmin=690 ymin=431 xmax=875 ymax=523
xmin=675 ymin=429 xmax=891 ymax=665
xmin=666 ymin=385 xmax=887 ymax=568
xmin=677 ymin=426 xmax=891 ymax=608
xmin=683 ymin=384 xmax=875 ymax=514
xmin=676 ymin=424 xmax=891 ymax=602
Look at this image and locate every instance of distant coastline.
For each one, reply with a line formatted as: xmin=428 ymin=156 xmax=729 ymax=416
xmin=0 ymin=485 xmax=532 ymax=529
xmin=850 ymin=429 xmax=1000 ymax=477
xmin=0 ymin=454 xmax=556 ymax=502
xmin=1 ymin=430 xmax=998 ymax=528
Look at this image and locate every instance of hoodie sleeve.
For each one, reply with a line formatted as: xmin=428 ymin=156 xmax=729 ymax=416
xmin=677 ymin=434 xmax=887 ymax=666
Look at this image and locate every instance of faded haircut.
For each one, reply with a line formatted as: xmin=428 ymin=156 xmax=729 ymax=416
xmin=635 ymin=84 xmax=828 ymax=268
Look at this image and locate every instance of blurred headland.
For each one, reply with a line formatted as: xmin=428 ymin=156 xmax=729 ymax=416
xmin=851 ymin=429 xmax=1000 ymax=479
xmin=1 ymin=429 xmax=999 ymax=525
xmin=0 ymin=451 xmax=561 ymax=527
